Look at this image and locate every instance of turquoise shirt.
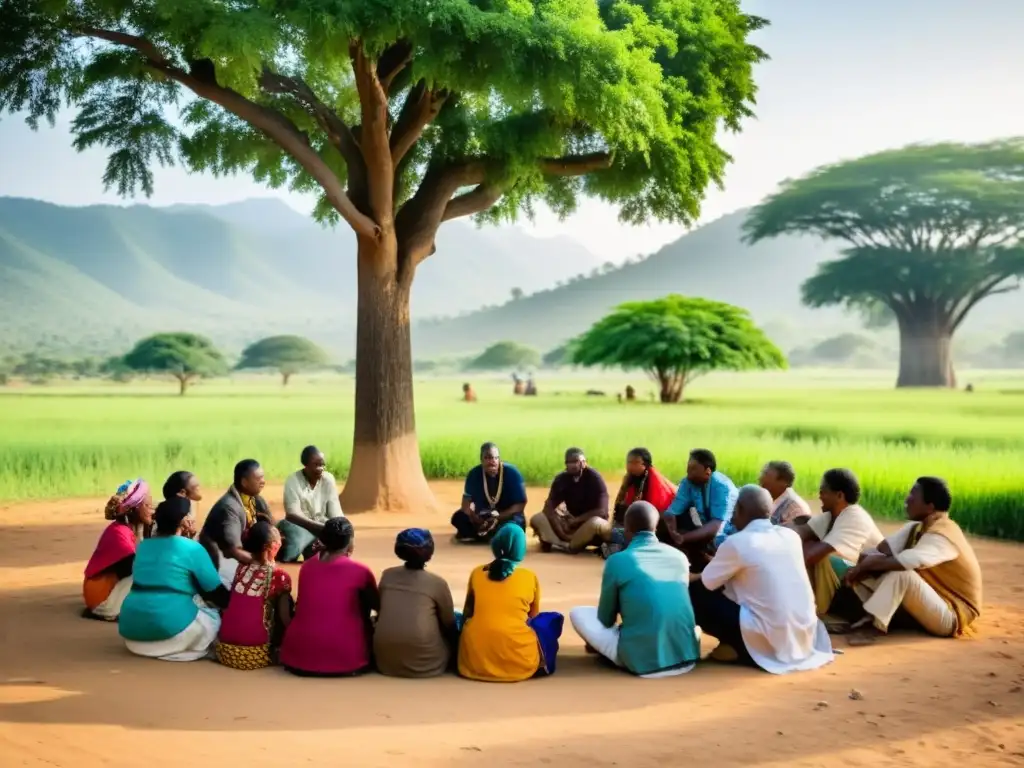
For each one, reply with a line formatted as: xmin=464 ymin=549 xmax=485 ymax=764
xmin=597 ymin=531 xmax=701 ymax=675
xmin=666 ymin=470 xmax=739 ymax=547
xmin=119 ymin=536 xmax=223 ymax=643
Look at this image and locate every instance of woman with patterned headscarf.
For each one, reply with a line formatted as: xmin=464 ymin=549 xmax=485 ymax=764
xmin=458 ymin=524 xmax=564 ymax=682
xmin=82 ymin=479 xmax=155 ymax=621
xmin=374 ymin=528 xmax=458 ymax=678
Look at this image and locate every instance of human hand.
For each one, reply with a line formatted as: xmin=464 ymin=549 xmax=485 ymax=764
xmin=844 ymin=565 xmax=863 ymax=586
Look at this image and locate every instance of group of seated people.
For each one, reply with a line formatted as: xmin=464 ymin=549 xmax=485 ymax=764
xmin=81 ymin=440 xmax=983 ymax=681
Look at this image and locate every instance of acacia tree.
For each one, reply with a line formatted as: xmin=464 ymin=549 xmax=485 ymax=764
xmin=570 ymin=295 xmax=785 ymax=402
xmin=122 ymin=332 xmax=227 ymax=394
xmin=1 ymin=0 xmax=766 ymax=512
xmin=743 ymin=140 xmax=1024 ymax=388
xmin=236 ymin=335 xmax=329 ymax=385
xmin=466 ymin=341 xmax=540 ymax=371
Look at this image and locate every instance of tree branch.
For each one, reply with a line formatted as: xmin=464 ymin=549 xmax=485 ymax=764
xmin=539 ymin=152 xmax=613 ymax=176
xmin=389 ymin=81 xmax=448 ymax=167
xmin=378 ymin=41 xmax=414 ymax=94
xmin=950 ymin=274 xmax=1019 ymax=330
xmin=257 ymin=68 xmax=362 ymax=171
xmin=442 ymin=182 xmax=504 ymax=222
xmin=350 ymin=40 xmax=393 ymax=226
xmin=77 ymin=26 xmax=380 ymax=240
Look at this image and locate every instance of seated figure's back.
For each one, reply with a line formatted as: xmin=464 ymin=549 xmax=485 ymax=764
xmin=605 ymin=533 xmax=699 ymax=675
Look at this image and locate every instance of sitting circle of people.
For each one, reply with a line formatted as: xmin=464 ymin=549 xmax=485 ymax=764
xmin=83 ymin=441 xmax=983 ymax=679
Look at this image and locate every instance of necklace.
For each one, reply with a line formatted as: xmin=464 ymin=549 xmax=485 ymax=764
xmin=483 ymin=462 xmax=504 ymax=509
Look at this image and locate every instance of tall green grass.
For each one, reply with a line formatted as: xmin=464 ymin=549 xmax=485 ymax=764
xmin=1 ymin=371 xmax=1022 ymax=540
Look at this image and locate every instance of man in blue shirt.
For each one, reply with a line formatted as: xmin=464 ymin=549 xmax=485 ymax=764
xmin=569 ymin=500 xmax=701 ymax=677
xmin=451 ymin=442 xmax=528 ymax=543
xmin=662 ymin=448 xmax=738 ymax=570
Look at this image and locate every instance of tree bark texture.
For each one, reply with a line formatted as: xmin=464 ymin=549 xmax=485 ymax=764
xmin=339 ymin=238 xmax=435 ymax=514
xmin=896 ymin=315 xmax=956 ymax=388
xmin=282 ymin=372 xmax=291 ymax=387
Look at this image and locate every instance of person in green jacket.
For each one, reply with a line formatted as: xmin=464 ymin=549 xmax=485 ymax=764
xmin=569 ymin=500 xmax=701 ymax=677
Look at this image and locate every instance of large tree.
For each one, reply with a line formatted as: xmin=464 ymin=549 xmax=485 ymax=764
xmin=236 ymin=334 xmax=330 ymax=385
xmin=466 ymin=340 xmax=540 ymax=371
xmin=570 ymin=295 xmax=785 ymax=402
xmin=0 ymin=0 xmax=767 ymax=512
xmin=743 ymin=140 xmax=1024 ymax=388
xmin=122 ymin=332 xmax=227 ymax=394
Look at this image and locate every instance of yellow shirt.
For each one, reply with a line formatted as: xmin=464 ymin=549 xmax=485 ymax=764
xmin=239 ymin=494 xmax=258 ymax=528
xmin=458 ymin=565 xmax=541 ymax=682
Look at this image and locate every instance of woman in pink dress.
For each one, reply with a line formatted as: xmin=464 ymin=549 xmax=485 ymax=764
xmin=216 ymin=522 xmax=294 ymax=669
xmin=280 ymin=518 xmax=379 ymax=676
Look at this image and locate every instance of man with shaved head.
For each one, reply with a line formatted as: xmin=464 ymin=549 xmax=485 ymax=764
xmin=692 ymin=485 xmax=833 ymax=674
xmin=569 ymin=500 xmax=700 ymax=678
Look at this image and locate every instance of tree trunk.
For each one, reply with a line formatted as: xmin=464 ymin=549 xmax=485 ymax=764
xmin=282 ymin=371 xmax=291 ymax=387
xmin=176 ymin=374 xmax=190 ymax=396
xmin=340 ymin=238 xmax=435 ymax=514
xmin=896 ymin=315 xmax=956 ymax=388
xmin=657 ymin=372 xmax=684 ymax=403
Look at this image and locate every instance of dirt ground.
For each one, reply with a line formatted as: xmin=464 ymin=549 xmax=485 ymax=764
xmin=1 ymin=480 xmax=1023 ymax=768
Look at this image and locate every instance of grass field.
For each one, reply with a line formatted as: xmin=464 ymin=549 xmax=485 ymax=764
xmin=1 ymin=369 xmax=1022 ymax=539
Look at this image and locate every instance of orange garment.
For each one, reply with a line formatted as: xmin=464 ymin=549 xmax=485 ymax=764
xmin=458 ymin=565 xmax=540 ymax=682
xmin=83 ymin=572 xmax=119 ymax=611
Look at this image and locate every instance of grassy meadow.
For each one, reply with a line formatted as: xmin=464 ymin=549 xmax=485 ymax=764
xmin=1 ymin=370 xmax=1022 ymax=540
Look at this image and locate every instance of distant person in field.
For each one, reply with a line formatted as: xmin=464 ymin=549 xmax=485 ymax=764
xmin=661 ymin=449 xmax=739 ymax=571
xmin=216 ymin=521 xmax=294 ymax=670
xmin=462 ymin=382 xmax=477 ymax=402
xmin=843 ymin=477 xmax=982 ymax=638
xmin=451 ymin=442 xmax=528 ymax=544
xmin=624 ymin=385 xmax=636 ymax=401
xmin=280 ymin=518 xmax=379 ymax=677
xmin=458 ymin=524 xmax=564 ymax=681
xmin=759 ymin=460 xmax=813 ymax=526
xmin=512 ymin=373 xmax=524 ymax=395
xmin=82 ymin=479 xmax=155 ymax=621
xmin=119 ymin=497 xmax=229 ymax=662
xmin=524 ymin=376 xmax=537 ymax=396
xmin=530 ymin=447 xmax=609 ymax=554
xmin=374 ymin=528 xmax=459 ymax=678
xmin=199 ymin=459 xmax=274 ymax=589
xmin=598 ymin=447 xmax=677 ymax=559
xmin=570 ymin=501 xmax=700 ymax=678
xmin=276 ymin=445 xmax=343 ymax=563
xmin=790 ymin=468 xmax=884 ymax=621
xmin=692 ymin=485 xmax=834 ymax=672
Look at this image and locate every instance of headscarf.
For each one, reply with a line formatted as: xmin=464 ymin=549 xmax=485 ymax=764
xmin=487 ymin=524 xmax=526 ymax=581
xmin=104 ymin=479 xmax=150 ymax=520
xmin=395 ymin=528 xmax=434 ymax=568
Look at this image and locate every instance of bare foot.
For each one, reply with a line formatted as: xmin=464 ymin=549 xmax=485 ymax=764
xmin=709 ymin=643 xmax=740 ymax=663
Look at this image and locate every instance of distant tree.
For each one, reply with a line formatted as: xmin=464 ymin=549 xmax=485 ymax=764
xmin=806 ymin=333 xmax=875 ymax=364
xmin=236 ymin=335 xmax=330 ymax=386
xmin=510 ymin=287 xmax=525 ymax=302
xmin=0 ymin=0 xmax=767 ymax=514
xmin=602 ymin=261 xmax=616 ymax=274
xmin=1001 ymin=331 xmax=1024 ymax=364
xmin=542 ymin=343 xmax=572 ymax=368
xmin=467 ymin=341 xmax=541 ymax=371
xmin=100 ymin=355 xmax=133 ymax=383
xmin=571 ymin=295 xmax=785 ymax=403
xmin=122 ymin=333 xmax=227 ymax=395
xmin=744 ymin=140 xmax=1024 ymax=388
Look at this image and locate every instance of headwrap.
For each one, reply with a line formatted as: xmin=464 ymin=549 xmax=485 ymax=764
xmin=105 ymin=479 xmax=150 ymax=520
xmin=488 ymin=524 xmax=527 ymax=581
xmin=395 ymin=528 xmax=434 ymax=567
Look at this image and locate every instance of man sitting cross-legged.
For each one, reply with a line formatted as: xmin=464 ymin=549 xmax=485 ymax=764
xmin=569 ymin=501 xmax=701 ymax=678
xmin=661 ymin=448 xmax=738 ymax=571
xmin=843 ymin=476 xmax=982 ymax=639
xmin=790 ymin=468 xmax=884 ymax=623
xmin=691 ymin=485 xmax=833 ymax=673
xmin=530 ymin=447 xmax=609 ymax=554
xmin=450 ymin=442 xmax=528 ymax=543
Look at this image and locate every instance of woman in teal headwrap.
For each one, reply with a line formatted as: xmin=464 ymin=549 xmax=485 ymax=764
xmin=457 ymin=523 xmax=564 ymax=681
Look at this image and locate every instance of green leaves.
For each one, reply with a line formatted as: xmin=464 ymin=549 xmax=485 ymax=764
xmin=122 ymin=332 xmax=227 ymax=377
xmin=236 ymin=335 xmax=330 ymax=373
xmin=570 ymin=295 xmax=785 ymax=395
xmin=466 ymin=340 xmax=541 ymax=371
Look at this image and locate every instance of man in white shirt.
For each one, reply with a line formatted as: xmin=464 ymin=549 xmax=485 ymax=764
xmin=758 ymin=460 xmax=812 ymax=526
xmin=691 ymin=485 xmax=833 ymax=673
xmin=276 ymin=445 xmax=344 ymax=562
xmin=791 ymin=468 xmax=884 ymax=619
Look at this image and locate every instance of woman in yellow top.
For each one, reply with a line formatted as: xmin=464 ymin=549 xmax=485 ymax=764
xmin=458 ymin=524 xmax=564 ymax=682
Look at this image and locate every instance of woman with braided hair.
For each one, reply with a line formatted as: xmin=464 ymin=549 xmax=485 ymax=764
xmin=598 ymin=448 xmax=677 ymax=559
xmin=374 ymin=528 xmax=458 ymax=678
xmin=82 ymin=479 xmax=155 ymax=621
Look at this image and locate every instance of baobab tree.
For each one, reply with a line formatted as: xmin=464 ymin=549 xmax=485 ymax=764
xmin=744 ymin=140 xmax=1024 ymax=388
xmin=1 ymin=0 xmax=767 ymax=511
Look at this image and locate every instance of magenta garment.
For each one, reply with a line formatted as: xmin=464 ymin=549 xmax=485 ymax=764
xmin=84 ymin=521 xmax=136 ymax=579
xmin=279 ymin=555 xmax=378 ymax=675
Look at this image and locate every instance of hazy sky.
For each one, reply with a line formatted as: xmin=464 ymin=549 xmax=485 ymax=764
xmin=1 ymin=0 xmax=1021 ymax=259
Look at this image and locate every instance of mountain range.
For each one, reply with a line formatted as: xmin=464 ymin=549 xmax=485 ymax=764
xmin=1 ymin=196 xmax=1020 ymax=360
